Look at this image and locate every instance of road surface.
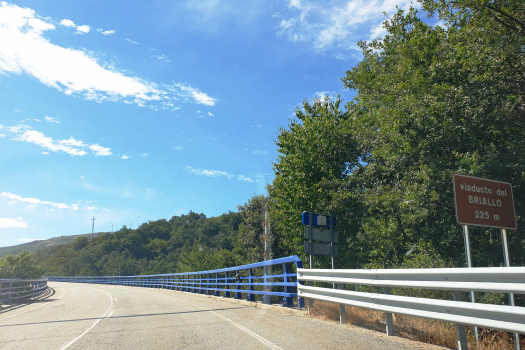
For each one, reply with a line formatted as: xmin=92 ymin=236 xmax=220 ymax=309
xmin=0 ymin=282 xmax=444 ymax=349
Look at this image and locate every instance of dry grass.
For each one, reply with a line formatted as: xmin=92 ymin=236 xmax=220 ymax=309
xmin=306 ymin=299 xmax=522 ymax=349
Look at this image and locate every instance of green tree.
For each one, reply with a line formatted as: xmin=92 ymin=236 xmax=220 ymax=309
xmin=341 ymin=2 xmax=524 ymax=267
xmin=0 ymin=251 xmax=43 ymax=279
xmin=72 ymin=236 xmax=89 ymax=250
xmin=269 ymin=96 xmax=361 ymax=267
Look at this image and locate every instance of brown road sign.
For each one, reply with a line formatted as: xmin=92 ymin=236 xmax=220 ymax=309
xmin=453 ymin=174 xmax=517 ymax=230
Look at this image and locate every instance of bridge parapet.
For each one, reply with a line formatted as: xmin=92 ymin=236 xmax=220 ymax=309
xmin=48 ymin=256 xmax=304 ymax=308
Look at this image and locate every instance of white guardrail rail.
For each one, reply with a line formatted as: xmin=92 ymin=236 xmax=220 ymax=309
xmin=297 ymin=267 xmax=525 ymax=350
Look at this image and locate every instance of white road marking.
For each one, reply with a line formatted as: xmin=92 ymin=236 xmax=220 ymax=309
xmin=114 ymin=298 xmax=117 ymax=302
xmin=0 ymin=287 xmax=65 ymax=321
xmin=108 ymin=310 xmax=114 ymax=317
xmin=154 ymin=292 xmax=283 ymax=350
xmin=57 ymin=288 xmax=113 ymax=350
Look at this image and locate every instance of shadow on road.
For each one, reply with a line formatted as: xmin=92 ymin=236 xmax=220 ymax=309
xmin=0 ymin=287 xmax=59 ymax=315
xmin=0 ymin=305 xmax=250 ymax=327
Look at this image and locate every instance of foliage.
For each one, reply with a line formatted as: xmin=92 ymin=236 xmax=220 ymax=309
xmin=270 ymin=0 xmax=524 ymax=270
xmin=0 ymin=251 xmax=43 ymax=279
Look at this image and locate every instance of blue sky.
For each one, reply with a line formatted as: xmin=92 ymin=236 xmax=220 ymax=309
xmin=0 ymin=0 xmax=419 ymax=247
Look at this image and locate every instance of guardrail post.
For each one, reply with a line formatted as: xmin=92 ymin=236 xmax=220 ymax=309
xmin=338 ymin=284 xmax=346 ymax=324
xmin=234 ymin=270 xmax=241 ymax=299
xmin=453 ymin=291 xmax=468 ymax=350
xmin=224 ymin=272 xmax=230 ymax=298
xmin=383 ymin=287 xmax=394 ymax=336
xmin=214 ymin=273 xmax=220 ymax=296
xmin=281 ymin=263 xmax=293 ymax=306
xmin=262 ymin=266 xmax=271 ymax=305
xmin=295 ymin=260 xmax=305 ymax=309
xmin=246 ymin=268 xmax=255 ymax=301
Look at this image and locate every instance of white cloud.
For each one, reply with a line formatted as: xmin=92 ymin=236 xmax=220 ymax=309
xmin=34 ymin=118 xmax=40 ymax=122
xmin=60 ymin=19 xmax=75 ymax=27
xmin=75 ymin=25 xmax=90 ymax=34
xmin=252 ymin=150 xmax=268 ymax=155
xmin=141 ymin=152 xmax=148 ymax=157
xmin=183 ymin=166 xmax=230 ymax=178
xmin=80 ymin=176 xmax=85 ymax=179
xmin=41 ymin=151 xmax=49 ymax=154
xmin=16 ymin=238 xmax=38 ymax=242
xmin=0 ymin=3 xmax=216 ymax=110
xmin=1 ymin=124 xmax=112 ymax=156
xmin=120 ymin=154 xmax=129 ymax=159
xmin=170 ymin=83 xmax=216 ymax=106
xmin=276 ymin=0 xmax=414 ymax=54
xmin=153 ymin=54 xmax=171 ymax=63
xmin=208 ymin=112 xmax=214 ymax=116
xmin=90 ymin=144 xmax=112 ymax=156
xmin=86 ymin=206 xmax=98 ymax=210
xmin=250 ymin=123 xmax=262 ymax=128
xmin=0 ymin=217 xmax=28 ymax=228
xmin=125 ymin=38 xmax=139 ymax=45
xmin=1 ymin=192 xmax=70 ymax=209
xmin=0 ymin=134 xmax=5 ymax=137
xmin=45 ymin=116 xmax=60 ymax=123
xmin=238 ymin=175 xmax=254 ymax=182
xmin=183 ymin=166 xmax=257 ymax=183
xmin=97 ymin=28 xmax=115 ymax=35
xmin=312 ymin=91 xmax=337 ymax=100
xmin=174 ymin=146 xmax=183 ymax=150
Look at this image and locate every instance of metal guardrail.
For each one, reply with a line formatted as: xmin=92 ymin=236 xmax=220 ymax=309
xmin=0 ymin=278 xmax=49 ymax=305
xmin=298 ymin=267 xmax=525 ymax=350
xmin=49 ymin=256 xmax=305 ymax=307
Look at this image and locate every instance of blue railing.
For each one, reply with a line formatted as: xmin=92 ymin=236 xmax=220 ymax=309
xmin=48 ymin=256 xmax=304 ymax=308
xmin=0 ymin=278 xmax=49 ymax=305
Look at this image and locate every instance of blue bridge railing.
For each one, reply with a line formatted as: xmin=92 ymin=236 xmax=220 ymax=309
xmin=0 ymin=278 xmax=49 ymax=305
xmin=48 ymin=256 xmax=304 ymax=308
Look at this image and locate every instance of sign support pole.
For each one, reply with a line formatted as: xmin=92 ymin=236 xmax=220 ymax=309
xmin=462 ymin=225 xmax=479 ymax=347
xmin=502 ymin=229 xmax=520 ymax=350
xmin=309 ymin=214 xmax=313 ymax=269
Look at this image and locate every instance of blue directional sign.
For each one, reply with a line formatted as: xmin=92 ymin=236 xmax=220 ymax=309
xmin=301 ymin=211 xmax=336 ymax=228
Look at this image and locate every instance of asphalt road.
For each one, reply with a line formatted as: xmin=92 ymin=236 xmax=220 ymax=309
xmin=0 ymin=282 xmax=445 ymax=349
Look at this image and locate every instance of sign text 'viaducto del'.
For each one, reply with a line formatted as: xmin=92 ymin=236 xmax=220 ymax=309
xmin=453 ymin=174 xmax=517 ymax=230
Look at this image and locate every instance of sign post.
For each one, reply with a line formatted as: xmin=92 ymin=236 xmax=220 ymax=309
xmin=453 ymin=174 xmax=518 ymax=350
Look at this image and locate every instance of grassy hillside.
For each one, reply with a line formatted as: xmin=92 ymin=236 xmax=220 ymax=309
xmin=0 ymin=233 xmax=92 ymax=258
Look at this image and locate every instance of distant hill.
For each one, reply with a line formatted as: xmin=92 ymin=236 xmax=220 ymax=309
xmin=0 ymin=233 xmax=109 ymax=258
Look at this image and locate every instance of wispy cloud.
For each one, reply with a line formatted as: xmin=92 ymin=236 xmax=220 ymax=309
xmin=97 ymin=28 xmax=115 ymax=35
xmin=184 ymin=166 xmax=230 ymax=178
xmin=153 ymin=54 xmax=171 ymax=63
xmin=0 ymin=3 xmax=216 ymax=110
xmin=1 ymin=192 xmax=70 ymax=209
xmin=0 ymin=134 xmax=5 ymax=137
xmin=0 ymin=217 xmax=28 ymax=228
xmin=208 ymin=112 xmax=214 ymax=116
xmin=169 ymin=83 xmax=216 ymax=106
xmin=45 ymin=116 xmax=60 ymax=123
xmin=125 ymin=38 xmax=139 ymax=45
xmin=86 ymin=206 xmax=98 ymax=210
xmin=183 ymin=166 xmax=258 ymax=182
xmin=0 ymin=124 xmax=112 ymax=156
xmin=276 ymin=0 xmax=414 ymax=55
xmin=120 ymin=154 xmax=129 ymax=159
xmin=16 ymin=238 xmax=38 ymax=242
xmin=251 ymin=150 xmax=268 ymax=155
xmin=174 ymin=146 xmax=183 ymax=150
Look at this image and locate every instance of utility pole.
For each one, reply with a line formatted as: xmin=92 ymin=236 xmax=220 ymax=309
xmin=91 ymin=217 xmax=96 ymax=237
xmin=110 ymin=222 xmax=114 ymax=232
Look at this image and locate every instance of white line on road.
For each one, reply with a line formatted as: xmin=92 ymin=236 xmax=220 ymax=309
xmin=108 ymin=310 xmax=114 ymax=317
xmin=0 ymin=288 xmax=65 ymax=321
xmin=57 ymin=288 xmax=113 ymax=350
xmin=155 ymin=292 xmax=283 ymax=350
